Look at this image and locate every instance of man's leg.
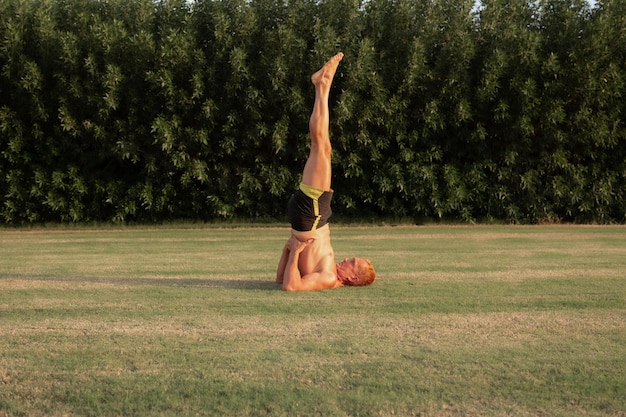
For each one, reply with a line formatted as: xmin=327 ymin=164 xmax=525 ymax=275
xmin=301 ymin=52 xmax=343 ymax=191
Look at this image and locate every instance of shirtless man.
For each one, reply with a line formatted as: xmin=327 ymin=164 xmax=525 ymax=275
xmin=275 ymin=52 xmax=376 ymax=291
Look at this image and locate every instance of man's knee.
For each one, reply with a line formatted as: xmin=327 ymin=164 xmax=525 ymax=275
xmin=311 ymin=140 xmax=332 ymax=158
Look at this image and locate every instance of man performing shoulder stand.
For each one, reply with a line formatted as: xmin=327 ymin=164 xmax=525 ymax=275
xmin=276 ymin=52 xmax=376 ymax=291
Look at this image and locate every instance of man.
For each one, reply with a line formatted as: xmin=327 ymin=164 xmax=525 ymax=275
xmin=275 ymin=52 xmax=376 ymax=291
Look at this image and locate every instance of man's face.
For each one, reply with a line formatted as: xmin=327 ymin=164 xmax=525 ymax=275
xmin=337 ymin=257 xmax=367 ymax=283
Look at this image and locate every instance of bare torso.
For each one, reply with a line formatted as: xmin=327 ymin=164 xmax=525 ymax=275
xmin=291 ymin=224 xmax=337 ymax=278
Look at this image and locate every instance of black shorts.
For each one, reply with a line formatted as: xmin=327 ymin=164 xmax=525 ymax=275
xmin=287 ymin=183 xmax=333 ymax=232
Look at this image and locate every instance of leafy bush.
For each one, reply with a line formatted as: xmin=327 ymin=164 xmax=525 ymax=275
xmin=1 ymin=0 xmax=624 ymax=224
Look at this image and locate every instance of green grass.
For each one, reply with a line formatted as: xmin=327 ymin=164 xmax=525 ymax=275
xmin=1 ymin=225 xmax=625 ymax=417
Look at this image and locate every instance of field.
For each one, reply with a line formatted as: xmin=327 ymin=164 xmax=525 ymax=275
xmin=1 ymin=225 xmax=625 ymax=416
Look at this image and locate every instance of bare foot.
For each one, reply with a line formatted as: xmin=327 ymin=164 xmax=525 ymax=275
xmin=311 ymin=52 xmax=344 ymax=88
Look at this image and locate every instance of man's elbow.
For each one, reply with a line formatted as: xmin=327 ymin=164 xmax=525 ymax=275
xmin=282 ymin=284 xmax=300 ymax=292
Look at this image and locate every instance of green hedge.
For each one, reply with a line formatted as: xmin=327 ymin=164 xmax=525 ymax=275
xmin=1 ymin=0 xmax=624 ymax=224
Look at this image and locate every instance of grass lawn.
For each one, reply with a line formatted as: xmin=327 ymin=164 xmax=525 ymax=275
xmin=1 ymin=225 xmax=625 ymax=416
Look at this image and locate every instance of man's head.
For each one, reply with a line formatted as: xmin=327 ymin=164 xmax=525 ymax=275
xmin=337 ymin=257 xmax=376 ymax=286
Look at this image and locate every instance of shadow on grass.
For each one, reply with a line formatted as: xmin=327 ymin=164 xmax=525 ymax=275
xmin=1 ymin=274 xmax=278 ymax=291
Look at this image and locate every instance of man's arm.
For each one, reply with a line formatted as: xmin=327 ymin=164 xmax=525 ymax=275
xmin=281 ymin=237 xmax=339 ymax=291
xmin=276 ymin=243 xmax=289 ymax=284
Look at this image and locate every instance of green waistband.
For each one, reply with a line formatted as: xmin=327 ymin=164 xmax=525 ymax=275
xmin=299 ymin=183 xmax=325 ymax=200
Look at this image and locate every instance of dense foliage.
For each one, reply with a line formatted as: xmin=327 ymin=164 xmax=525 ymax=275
xmin=1 ymin=0 xmax=624 ymax=224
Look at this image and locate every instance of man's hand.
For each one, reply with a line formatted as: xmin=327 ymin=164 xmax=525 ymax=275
xmin=277 ymin=236 xmax=313 ymax=284
xmin=287 ymin=236 xmax=314 ymax=255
